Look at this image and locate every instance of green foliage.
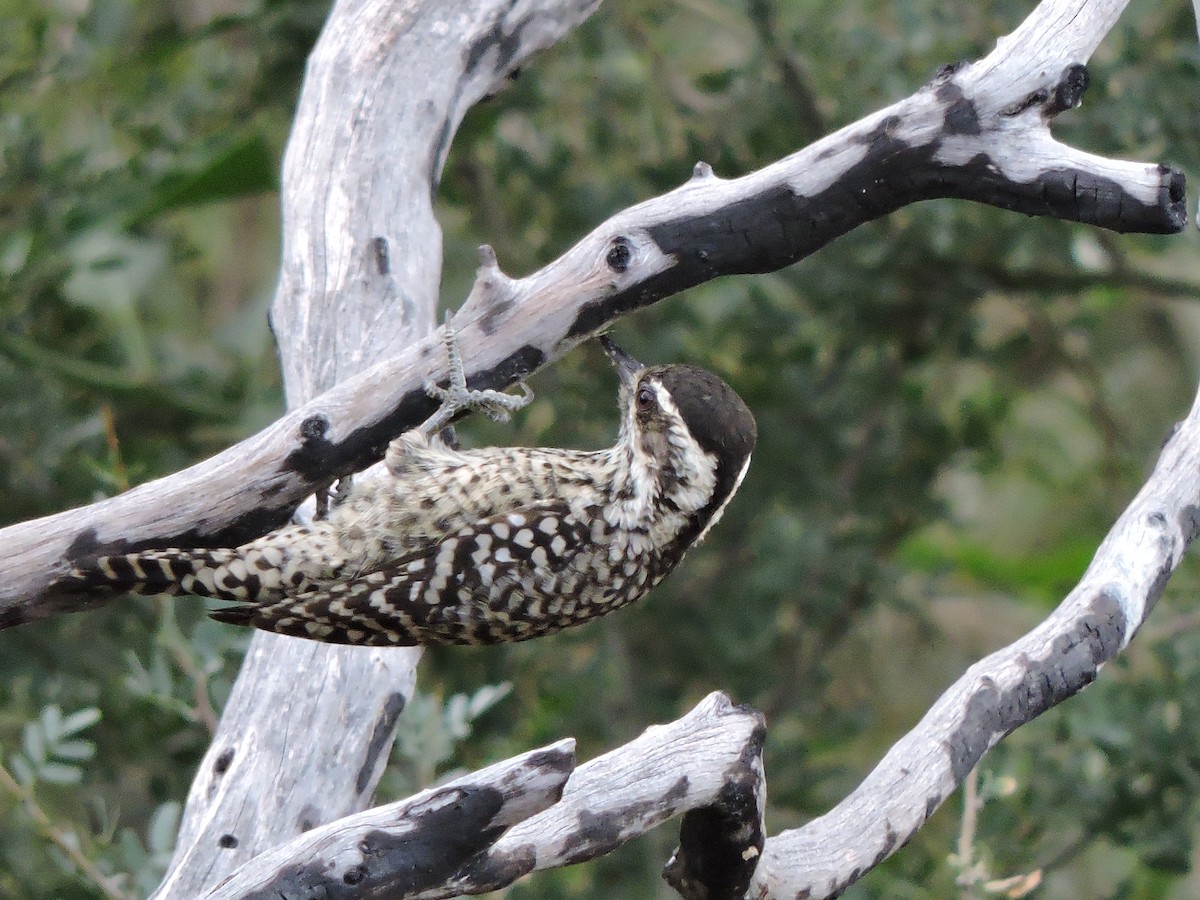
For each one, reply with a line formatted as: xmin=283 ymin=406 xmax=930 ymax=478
xmin=1 ymin=703 xmax=178 ymax=898
xmin=12 ymin=705 xmax=101 ymax=788
xmin=4 ymin=0 xmax=1200 ymax=898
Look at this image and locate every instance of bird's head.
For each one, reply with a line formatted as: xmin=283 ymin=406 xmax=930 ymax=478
xmin=601 ymin=335 xmax=756 ymax=535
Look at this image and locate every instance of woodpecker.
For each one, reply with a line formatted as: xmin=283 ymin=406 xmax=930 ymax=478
xmin=64 ymin=335 xmax=757 ymax=646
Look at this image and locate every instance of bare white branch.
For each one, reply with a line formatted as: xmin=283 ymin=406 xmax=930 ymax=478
xmin=2 ymin=0 xmax=1192 ymax=896
xmin=199 ymin=740 xmax=576 ymax=899
xmin=205 ymin=691 xmax=764 ymax=899
xmin=149 ymin=3 xmax=601 ymax=899
xmin=479 ymin=691 xmax=763 ymax=887
xmin=0 ymin=0 xmax=1181 ymax=635
xmin=750 ymin=387 xmax=1200 ymax=898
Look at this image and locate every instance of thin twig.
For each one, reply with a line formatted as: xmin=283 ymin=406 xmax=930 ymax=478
xmin=0 ymin=761 xmax=132 ymax=900
xmin=155 ymin=599 xmax=219 ymax=735
xmin=100 ymin=404 xmax=130 ymax=495
xmin=953 ymin=766 xmax=985 ymax=894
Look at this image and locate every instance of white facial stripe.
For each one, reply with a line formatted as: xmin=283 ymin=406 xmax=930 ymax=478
xmin=693 ymin=453 xmax=752 ymax=545
xmin=655 ymin=383 xmax=719 ymax=505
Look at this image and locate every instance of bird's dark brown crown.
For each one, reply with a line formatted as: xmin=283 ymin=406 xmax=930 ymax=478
xmin=646 ymin=363 xmax=757 ymax=472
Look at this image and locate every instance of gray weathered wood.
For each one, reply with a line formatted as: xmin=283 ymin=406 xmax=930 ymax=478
xmin=740 ymin=2 xmax=1200 ymax=893
xmin=0 ymin=0 xmax=1181 ymax=635
xmin=150 ymin=3 xmax=601 ymax=898
xmin=199 ymin=740 xmax=576 ymax=899
xmin=195 ymin=692 xmax=763 ymax=899
xmin=664 ymin=723 xmax=767 ymax=900
xmin=749 ymin=352 xmax=1200 ymax=899
xmin=411 ymin=691 xmax=765 ymax=898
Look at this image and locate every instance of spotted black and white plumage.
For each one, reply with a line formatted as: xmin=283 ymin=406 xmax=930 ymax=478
xmin=64 ymin=338 xmax=757 ymax=646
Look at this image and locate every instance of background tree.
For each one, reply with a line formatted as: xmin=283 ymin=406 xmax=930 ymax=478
xmin=1 ymin=0 xmax=1199 ymax=897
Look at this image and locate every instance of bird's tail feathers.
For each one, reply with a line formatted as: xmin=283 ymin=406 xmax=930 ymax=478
xmin=65 ymin=548 xmax=242 ymax=599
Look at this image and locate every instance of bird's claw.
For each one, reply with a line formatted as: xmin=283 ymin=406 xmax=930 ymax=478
xmin=420 ymin=315 xmax=533 ymax=434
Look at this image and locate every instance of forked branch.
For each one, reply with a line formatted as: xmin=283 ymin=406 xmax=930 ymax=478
xmin=3 ymin=0 xmax=1192 ymax=898
xmin=0 ymin=0 xmax=1180 ymax=635
xmin=198 ymin=693 xmax=764 ymax=900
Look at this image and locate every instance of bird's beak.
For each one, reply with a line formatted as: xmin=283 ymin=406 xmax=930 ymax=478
xmin=600 ymin=335 xmax=642 ymax=388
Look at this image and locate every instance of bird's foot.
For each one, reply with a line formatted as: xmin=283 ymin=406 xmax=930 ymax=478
xmin=420 ymin=314 xmax=533 ymax=434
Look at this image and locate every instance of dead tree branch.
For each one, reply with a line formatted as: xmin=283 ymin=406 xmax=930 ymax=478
xmin=199 ymin=740 xmax=576 ymax=899
xmin=748 ymin=372 xmax=1200 ymax=897
xmin=149 ymin=3 xmax=602 ymax=899
xmin=0 ymin=0 xmax=1191 ymax=897
xmin=198 ymin=692 xmax=764 ymax=900
xmin=0 ymin=0 xmax=1180 ymax=632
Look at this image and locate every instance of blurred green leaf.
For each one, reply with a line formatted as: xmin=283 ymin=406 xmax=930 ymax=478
xmin=897 ymin=532 xmax=1098 ymax=603
xmin=129 ymin=134 xmax=278 ymax=226
xmin=57 ymin=708 xmax=102 ymax=740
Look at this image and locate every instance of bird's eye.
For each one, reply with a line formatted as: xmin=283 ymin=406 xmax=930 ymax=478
xmin=636 ymin=387 xmax=654 ymax=409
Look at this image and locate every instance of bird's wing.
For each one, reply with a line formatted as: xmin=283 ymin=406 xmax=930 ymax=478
xmin=209 ymin=499 xmax=614 ymax=646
